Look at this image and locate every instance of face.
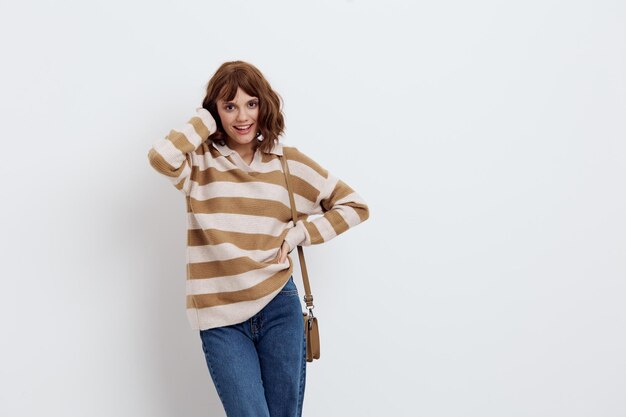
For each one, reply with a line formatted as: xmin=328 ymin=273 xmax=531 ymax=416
xmin=216 ymin=87 xmax=260 ymax=149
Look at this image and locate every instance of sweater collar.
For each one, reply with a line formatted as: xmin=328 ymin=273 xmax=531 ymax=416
xmin=211 ymin=140 xmax=283 ymax=157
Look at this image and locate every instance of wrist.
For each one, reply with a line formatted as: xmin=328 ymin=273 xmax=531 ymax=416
xmin=284 ymin=222 xmax=306 ymax=252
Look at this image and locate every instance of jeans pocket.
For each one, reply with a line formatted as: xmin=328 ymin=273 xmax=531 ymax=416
xmin=278 ymin=276 xmax=298 ymax=296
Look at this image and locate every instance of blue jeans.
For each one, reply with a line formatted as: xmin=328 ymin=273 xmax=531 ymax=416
xmin=199 ymin=275 xmax=307 ymax=417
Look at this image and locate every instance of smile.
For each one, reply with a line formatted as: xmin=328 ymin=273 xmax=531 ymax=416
xmin=233 ymin=124 xmax=253 ymax=134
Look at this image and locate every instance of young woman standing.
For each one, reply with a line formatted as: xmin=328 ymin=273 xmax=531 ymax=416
xmin=147 ymin=61 xmax=370 ymax=417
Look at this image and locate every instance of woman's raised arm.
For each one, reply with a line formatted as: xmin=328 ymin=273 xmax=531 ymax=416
xmin=147 ymin=107 xmax=217 ymax=195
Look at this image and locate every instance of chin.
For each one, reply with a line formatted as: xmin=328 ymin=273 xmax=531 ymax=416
xmin=232 ymin=135 xmax=254 ymax=144
xmin=227 ymin=137 xmax=253 ymax=147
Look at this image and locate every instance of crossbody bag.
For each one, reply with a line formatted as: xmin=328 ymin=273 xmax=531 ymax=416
xmin=278 ymin=150 xmax=321 ymax=362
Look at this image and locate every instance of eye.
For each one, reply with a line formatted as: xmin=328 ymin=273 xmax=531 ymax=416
xmin=249 ymin=101 xmax=258 ymax=108
xmin=225 ymin=104 xmax=235 ymax=111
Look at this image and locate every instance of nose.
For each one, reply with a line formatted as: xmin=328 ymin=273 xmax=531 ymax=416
xmin=235 ymin=108 xmax=252 ymax=122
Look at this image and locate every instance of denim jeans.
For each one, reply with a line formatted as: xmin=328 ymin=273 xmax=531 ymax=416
xmin=199 ymin=275 xmax=307 ymax=417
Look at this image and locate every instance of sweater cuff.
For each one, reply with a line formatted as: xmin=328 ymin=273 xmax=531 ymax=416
xmin=284 ymin=220 xmax=308 ymax=253
xmin=195 ymin=107 xmax=217 ymax=135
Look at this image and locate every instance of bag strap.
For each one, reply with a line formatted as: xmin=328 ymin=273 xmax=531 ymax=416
xmin=279 ymin=149 xmax=315 ymax=312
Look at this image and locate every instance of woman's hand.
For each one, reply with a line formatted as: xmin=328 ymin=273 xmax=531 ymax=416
xmin=273 ymin=240 xmax=291 ymax=264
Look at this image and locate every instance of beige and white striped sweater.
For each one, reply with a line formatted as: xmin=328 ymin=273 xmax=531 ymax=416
xmin=147 ymin=108 xmax=370 ymax=330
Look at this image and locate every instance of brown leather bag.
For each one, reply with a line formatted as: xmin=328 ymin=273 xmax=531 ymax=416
xmin=279 ymin=151 xmax=321 ymax=362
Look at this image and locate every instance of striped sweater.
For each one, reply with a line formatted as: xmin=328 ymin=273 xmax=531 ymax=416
xmin=147 ymin=107 xmax=370 ymax=331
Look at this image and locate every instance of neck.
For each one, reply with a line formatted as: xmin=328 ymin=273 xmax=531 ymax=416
xmin=226 ymin=138 xmax=257 ymax=159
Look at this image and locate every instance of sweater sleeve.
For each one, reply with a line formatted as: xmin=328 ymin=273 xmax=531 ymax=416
xmin=147 ymin=107 xmax=217 ymax=195
xmin=283 ymin=146 xmax=370 ymax=250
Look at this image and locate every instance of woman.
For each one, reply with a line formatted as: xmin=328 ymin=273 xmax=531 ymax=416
xmin=147 ymin=60 xmax=370 ymax=417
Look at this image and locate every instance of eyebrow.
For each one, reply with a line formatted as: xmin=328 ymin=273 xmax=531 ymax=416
xmin=223 ymin=98 xmax=259 ymax=105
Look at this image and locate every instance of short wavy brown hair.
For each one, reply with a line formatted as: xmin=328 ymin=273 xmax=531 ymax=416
xmin=201 ymin=61 xmax=285 ymax=154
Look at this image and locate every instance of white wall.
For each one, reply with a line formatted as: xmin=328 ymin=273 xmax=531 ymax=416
xmin=1 ymin=0 xmax=624 ymax=416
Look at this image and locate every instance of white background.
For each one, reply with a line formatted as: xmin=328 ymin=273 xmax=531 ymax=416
xmin=1 ymin=0 xmax=625 ymax=416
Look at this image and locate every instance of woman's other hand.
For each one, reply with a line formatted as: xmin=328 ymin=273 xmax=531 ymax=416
xmin=273 ymin=240 xmax=291 ymax=264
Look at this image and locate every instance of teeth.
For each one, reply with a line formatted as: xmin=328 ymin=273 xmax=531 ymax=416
xmin=235 ymin=124 xmax=251 ymax=130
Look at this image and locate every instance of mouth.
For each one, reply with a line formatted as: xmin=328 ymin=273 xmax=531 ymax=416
xmin=233 ymin=123 xmax=253 ymax=134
